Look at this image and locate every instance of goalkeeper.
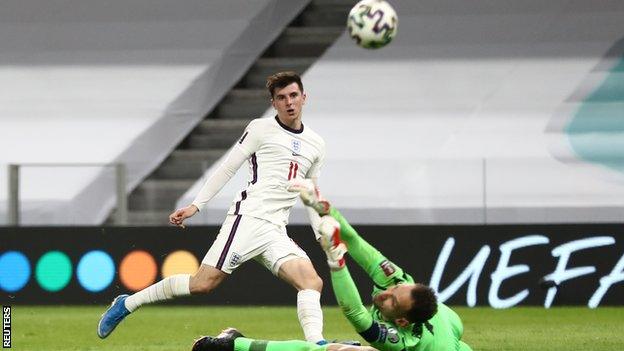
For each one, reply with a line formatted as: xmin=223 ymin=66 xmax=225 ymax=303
xmin=191 ymin=181 xmax=472 ymax=351
xmin=288 ymin=180 xmax=472 ymax=351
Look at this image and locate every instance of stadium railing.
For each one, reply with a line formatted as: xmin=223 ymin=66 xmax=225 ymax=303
xmin=7 ymin=163 xmax=127 ymax=226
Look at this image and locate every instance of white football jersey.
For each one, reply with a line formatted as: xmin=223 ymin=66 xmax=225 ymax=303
xmin=229 ymin=116 xmax=325 ymax=226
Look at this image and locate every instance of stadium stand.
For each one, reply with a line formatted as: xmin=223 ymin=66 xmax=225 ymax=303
xmin=0 ymin=0 xmax=310 ymax=225
xmin=122 ymin=0 xmax=350 ymax=225
xmin=179 ymin=0 xmax=624 ymax=224
xmin=3 ymin=0 xmax=624 ymax=226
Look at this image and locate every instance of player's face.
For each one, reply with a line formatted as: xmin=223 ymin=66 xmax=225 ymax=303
xmin=373 ymin=284 xmax=415 ymax=321
xmin=272 ymin=82 xmax=306 ymax=125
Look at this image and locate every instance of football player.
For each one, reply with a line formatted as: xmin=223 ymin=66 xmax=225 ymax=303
xmin=99 ymin=72 xmax=329 ymax=345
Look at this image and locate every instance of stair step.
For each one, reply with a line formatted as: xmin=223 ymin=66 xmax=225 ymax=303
xmin=311 ymin=0 xmax=355 ymax=9
xmin=224 ymin=88 xmax=271 ymax=101
xmin=245 ymin=58 xmax=316 ymax=87
xmin=265 ymin=26 xmax=344 ymax=57
xmin=137 ymin=179 xmax=196 ymax=192
xmin=216 ymin=100 xmax=271 ymax=119
xmin=195 ymin=119 xmax=250 ymax=134
xmin=154 ymin=149 xmax=227 ymax=180
xmin=283 ymin=26 xmax=345 ymax=40
xmin=170 ymin=149 xmax=228 ymax=161
xmin=265 ymin=42 xmax=331 ymax=59
xmin=211 ymin=89 xmax=271 ymax=119
xmin=129 ymin=179 xmax=196 ymax=211
xmin=127 ymin=210 xmax=173 ymax=226
xmin=299 ymin=9 xmax=351 ymax=27
xmin=153 ymin=162 xmax=206 ymax=180
xmin=255 ymin=57 xmax=317 ymax=68
xmin=188 ymin=133 xmax=240 ymax=149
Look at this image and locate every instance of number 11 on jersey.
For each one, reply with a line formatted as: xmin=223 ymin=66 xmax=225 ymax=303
xmin=288 ymin=161 xmax=299 ymax=180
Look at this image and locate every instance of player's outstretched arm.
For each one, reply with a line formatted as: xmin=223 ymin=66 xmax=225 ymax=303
xmin=330 ymin=266 xmax=375 ymax=333
xmin=190 ymin=146 xmax=248 ymax=211
xmin=169 ymin=205 xmax=198 ymax=228
xmin=331 ymin=267 xmax=406 ymax=351
xmin=316 ymin=217 xmax=374 ymax=335
xmin=170 ymin=145 xmax=248 ymax=228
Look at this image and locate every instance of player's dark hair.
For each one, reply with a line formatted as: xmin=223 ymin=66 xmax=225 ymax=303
xmin=266 ymin=71 xmax=304 ymax=98
xmin=406 ymin=284 xmax=438 ymax=325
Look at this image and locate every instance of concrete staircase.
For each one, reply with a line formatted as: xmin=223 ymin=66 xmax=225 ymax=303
xmin=117 ymin=0 xmax=352 ymax=225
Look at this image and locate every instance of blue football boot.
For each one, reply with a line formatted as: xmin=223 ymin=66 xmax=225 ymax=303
xmin=97 ymin=294 xmax=131 ymax=339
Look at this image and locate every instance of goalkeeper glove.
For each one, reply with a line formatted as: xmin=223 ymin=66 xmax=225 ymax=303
xmin=318 ymin=216 xmax=347 ymax=269
xmin=286 ymin=179 xmax=330 ymax=215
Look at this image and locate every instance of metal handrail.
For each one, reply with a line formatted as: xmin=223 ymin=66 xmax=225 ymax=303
xmin=7 ymin=163 xmax=127 ymax=226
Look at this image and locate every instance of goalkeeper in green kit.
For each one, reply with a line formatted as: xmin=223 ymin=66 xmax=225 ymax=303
xmin=192 ymin=180 xmax=472 ymax=351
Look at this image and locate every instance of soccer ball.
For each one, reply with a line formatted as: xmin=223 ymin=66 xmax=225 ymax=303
xmin=347 ymin=0 xmax=398 ymax=49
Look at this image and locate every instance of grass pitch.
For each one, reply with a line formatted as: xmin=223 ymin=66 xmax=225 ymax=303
xmin=10 ymin=306 xmax=624 ymax=350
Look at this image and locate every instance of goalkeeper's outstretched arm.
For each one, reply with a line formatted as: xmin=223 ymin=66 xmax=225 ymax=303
xmin=287 ymin=180 xmax=411 ymax=288
xmin=331 ymin=266 xmax=376 ymax=334
xmin=328 ymin=207 xmax=412 ymax=288
xmin=309 ymin=220 xmax=375 ymax=337
xmin=315 ymin=217 xmax=410 ymax=351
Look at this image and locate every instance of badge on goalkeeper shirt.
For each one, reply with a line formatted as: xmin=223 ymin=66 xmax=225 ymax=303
xmin=387 ymin=328 xmax=400 ymax=343
xmin=378 ymin=324 xmax=400 ymax=344
xmin=380 ymin=260 xmax=396 ymax=276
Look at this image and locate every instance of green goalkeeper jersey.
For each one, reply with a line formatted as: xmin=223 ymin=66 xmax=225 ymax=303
xmin=367 ymin=271 xmax=467 ymax=351
xmin=329 ymin=208 xmax=471 ymax=351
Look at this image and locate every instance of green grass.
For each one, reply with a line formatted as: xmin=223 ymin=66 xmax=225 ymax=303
xmin=10 ymin=306 xmax=624 ymax=350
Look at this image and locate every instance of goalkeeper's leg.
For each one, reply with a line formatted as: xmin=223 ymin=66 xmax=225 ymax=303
xmin=328 ymin=207 xmax=406 ymax=288
xmin=234 ymin=338 xmax=325 ymax=351
xmin=235 ymin=338 xmax=374 ymax=351
xmin=194 ymin=328 xmax=328 ymax=351
xmin=192 ymin=326 xmax=376 ymax=351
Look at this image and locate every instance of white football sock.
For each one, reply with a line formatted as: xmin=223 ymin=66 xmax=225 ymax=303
xmin=124 ymin=274 xmax=191 ymax=312
xmin=297 ymin=289 xmax=324 ymax=343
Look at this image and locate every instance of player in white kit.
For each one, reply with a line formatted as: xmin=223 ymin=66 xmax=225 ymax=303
xmin=98 ymin=72 xmax=329 ymax=345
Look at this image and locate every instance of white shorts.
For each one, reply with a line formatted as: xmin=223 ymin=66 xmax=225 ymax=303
xmin=203 ymin=214 xmax=309 ymax=275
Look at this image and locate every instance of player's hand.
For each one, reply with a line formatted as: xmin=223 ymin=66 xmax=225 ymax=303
xmin=287 ymin=179 xmax=330 ymax=215
xmin=325 ymin=243 xmax=347 ymax=270
xmin=168 ymin=205 xmax=198 ymax=228
xmin=318 ymin=216 xmax=347 ymax=269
